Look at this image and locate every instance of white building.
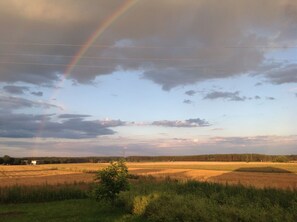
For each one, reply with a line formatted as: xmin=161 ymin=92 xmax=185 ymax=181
xmin=31 ymin=160 xmax=38 ymax=165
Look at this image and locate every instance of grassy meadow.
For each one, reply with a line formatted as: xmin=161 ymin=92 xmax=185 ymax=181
xmin=0 ymin=199 xmax=146 ymax=222
xmin=1 ymin=177 xmax=297 ymax=222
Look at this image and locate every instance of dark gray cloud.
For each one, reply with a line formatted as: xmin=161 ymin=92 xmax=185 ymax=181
xmin=183 ymin=99 xmax=193 ymax=104
xmin=185 ymin=90 xmax=196 ymax=96
xmin=264 ymin=64 xmax=297 ymax=85
xmin=204 ymin=91 xmax=246 ymax=101
xmin=152 ymin=118 xmax=210 ymax=128
xmin=3 ymin=85 xmax=29 ymax=95
xmin=0 ymin=112 xmax=123 ymax=139
xmin=0 ymin=1 xmax=296 ymax=88
xmin=58 ymin=114 xmax=92 ymax=119
xmin=0 ymin=95 xmax=62 ymax=110
xmin=31 ymin=91 xmax=43 ymax=97
xmin=59 ymin=114 xmax=125 ymax=127
xmin=254 ymin=95 xmax=261 ymax=100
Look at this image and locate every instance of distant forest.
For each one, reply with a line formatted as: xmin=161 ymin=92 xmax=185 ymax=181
xmin=1 ymin=154 xmax=296 ymax=165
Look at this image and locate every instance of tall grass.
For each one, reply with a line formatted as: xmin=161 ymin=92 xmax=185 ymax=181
xmin=1 ymin=176 xmax=296 ymax=221
xmin=117 ymin=176 xmax=297 ymax=222
xmin=0 ymin=182 xmax=89 ymax=204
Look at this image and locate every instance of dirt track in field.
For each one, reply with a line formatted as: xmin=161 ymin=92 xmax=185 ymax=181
xmin=0 ymin=162 xmax=296 ymax=189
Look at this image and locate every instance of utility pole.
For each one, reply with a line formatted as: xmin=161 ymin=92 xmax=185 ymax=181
xmin=122 ymin=146 xmax=127 ymax=159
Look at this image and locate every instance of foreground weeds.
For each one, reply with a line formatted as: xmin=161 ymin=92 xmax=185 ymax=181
xmin=117 ymin=176 xmax=297 ymax=222
xmin=1 ymin=177 xmax=296 ymax=221
xmin=0 ymin=182 xmax=89 ymax=204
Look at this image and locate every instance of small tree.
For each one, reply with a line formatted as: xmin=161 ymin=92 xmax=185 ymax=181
xmin=92 ymin=160 xmax=129 ymax=202
xmin=273 ymin=155 xmax=289 ymax=163
xmin=3 ymin=155 xmax=12 ymax=165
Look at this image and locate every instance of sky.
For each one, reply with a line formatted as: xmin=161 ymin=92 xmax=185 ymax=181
xmin=0 ymin=0 xmax=297 ymax=157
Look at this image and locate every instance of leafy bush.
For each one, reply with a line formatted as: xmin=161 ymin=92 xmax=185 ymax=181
xmin=92 ymin=160 xmax=129 ymax=202
xmin=132 ymin=193 xmax=159 ymax=215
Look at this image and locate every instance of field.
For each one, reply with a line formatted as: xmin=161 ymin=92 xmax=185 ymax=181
xmin=1 ymin=162 xmax=297 ymax=221
xmin=1 ymin=162 xmax=297 ymax=189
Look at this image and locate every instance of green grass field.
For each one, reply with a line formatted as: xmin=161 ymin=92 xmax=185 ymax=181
xmin=0 ymin=199 xmax=145 ymax=222
xmin=1 ymin=177 xmax=296 ymax=222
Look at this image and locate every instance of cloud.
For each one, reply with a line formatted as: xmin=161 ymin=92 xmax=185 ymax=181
xmin=58 ymin=114 xmax=92 ymax=119
xmin=183 ymin=99 xmax=193 ymax=104
xmin=254 ymin=95 xmax=261 ymax=100
xmin=0 ymin=112 xmax=124 ymax=139
xmin=152 ymin=118 xmax=210 ymax=128
xmin=0 ymin=1 xmax=297 ymax=89
xmin=264 ymin=64 xmax=297 ymax=85
xmin=0 ymin=95 xmax=62 ymax=110
xmin=209 ymin=136 xmax=296 ymax=147
xmin=266 ymin=96 xmax=276 ymax=100
xmin=3 ymin=85 xmax=29 ymax=95
xmin=211 ymin=128 xmax=224 ymax=131
xmin=2 ymin=135 xmax=297 ymax=156
xmin=59 ymin=114 xmax=126 ymax=127
xmin=185 ymin=90 xmax=196 ymax=96
xmin=99 ymin=119 xmax=126 ymax=127
xmin=203 ymin=91 xmax=246 ymax=101
xmin=31 ymin=91 xmax=43 ymax=97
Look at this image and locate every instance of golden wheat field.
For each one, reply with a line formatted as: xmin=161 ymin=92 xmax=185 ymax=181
xmin=0 ymin=162 xmax=296 ymax=189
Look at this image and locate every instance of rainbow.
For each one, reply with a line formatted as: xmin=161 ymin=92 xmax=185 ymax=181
xmin=64 ymin=0 xmax=138 ymax=78
xmin=32 ymin=0 xmax=138 ymax=156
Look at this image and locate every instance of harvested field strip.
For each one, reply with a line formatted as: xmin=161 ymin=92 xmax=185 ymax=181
xmin=2 ymin=162 xmax=295 ymax=173
xmin=0 ymin=162 xmax=296 ymax=189
xmin=126 ymin=162 xmax=297 ymax=173
xmin=0 ymin=173 xmax=95 ymax=187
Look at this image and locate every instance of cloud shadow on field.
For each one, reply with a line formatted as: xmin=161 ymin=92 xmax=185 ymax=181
xmin=234 ymin=167 xmax=293 ymax=173
xmin=208 ymin=167 xmax=297 ymax=189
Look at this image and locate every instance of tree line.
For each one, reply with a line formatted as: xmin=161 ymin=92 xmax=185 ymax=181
xmin=1 ymin=154 xmax=296 ymax=165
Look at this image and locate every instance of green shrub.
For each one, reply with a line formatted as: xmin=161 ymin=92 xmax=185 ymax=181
xmin=132 ymin=193 xmax=159 ymax=215
xmin=144 ymin=195 xmax=217 ymax=222
xmin=92 ymin=160 xmax=129 ymax=202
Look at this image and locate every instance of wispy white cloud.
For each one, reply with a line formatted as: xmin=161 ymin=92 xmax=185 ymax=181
xmin=152 ymin=118 xmax=210 ymax=128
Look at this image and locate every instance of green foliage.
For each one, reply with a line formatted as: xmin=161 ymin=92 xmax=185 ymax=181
xmin=1 ymin=177 xmax=297 ymax=221
xmin=132 ymin=194 xmax=159 ymax=215
xmin=117 ymin=177 xmax=297 ymax=222
xmin=92 ymin=160 xmax=129 ymax=202
xmin=273 ymin=155 xmax=289 ymax=163
xmin=0 ymin=199 xmax=148 ymax=222
xmin=0 ymin=183 xmax=88 ymax=204
xmin=3 ymin=155 xmax=13 ymax=165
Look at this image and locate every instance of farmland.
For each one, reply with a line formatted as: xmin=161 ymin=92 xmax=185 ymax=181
xmin=1 ymin=161 xmax=297 ymax=222
xmin=1 ymin=162 xmax=296 ymax=189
